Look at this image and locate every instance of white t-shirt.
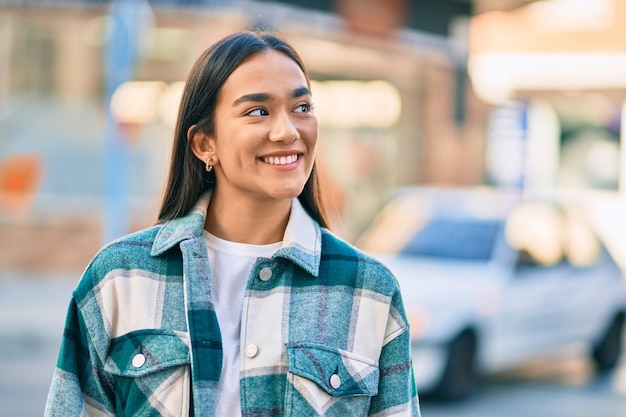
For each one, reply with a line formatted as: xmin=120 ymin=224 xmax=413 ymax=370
xmin=203 ymin=231 xmax=282 ymax=417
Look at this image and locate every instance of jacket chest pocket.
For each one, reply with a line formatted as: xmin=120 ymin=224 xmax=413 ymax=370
xmin=285 ymin=342 xmax=379 ymax=417
xmin=104 ymin=330 xmax=191 ymax=417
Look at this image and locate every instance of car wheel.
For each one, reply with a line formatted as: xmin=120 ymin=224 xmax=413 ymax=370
xmin=433 ymin=330 xmax=478 ymax=401
xmin=592 ymin=313 xmax=625 ymax=371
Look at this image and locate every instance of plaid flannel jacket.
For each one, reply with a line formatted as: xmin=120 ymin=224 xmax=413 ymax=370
xmin=45 ymin=193 xmax=420 ymax=416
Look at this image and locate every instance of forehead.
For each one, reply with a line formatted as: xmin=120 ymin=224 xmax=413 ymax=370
xmin=219 ymin=50 xmax=309 ymax=98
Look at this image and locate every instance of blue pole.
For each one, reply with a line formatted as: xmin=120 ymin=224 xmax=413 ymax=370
xmin=102 ymin=0 xmax=151 ymax=245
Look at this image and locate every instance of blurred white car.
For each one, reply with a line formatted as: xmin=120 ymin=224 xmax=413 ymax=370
xmin=358 ymin=187 xmax=626 ymax=400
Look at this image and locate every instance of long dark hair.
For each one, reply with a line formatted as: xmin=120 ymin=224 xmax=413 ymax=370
xmin=157 ymin=31 xmax=329 ymax=228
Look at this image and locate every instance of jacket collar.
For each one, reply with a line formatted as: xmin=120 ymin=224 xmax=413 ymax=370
xmin=151 ymin=192 xmax=321 ymax=277
xmin=273 ymin=196 xmax=321 ymax=277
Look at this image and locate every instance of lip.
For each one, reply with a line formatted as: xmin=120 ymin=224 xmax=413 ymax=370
xmin=259 ymin=150 xmax=305 ymax=158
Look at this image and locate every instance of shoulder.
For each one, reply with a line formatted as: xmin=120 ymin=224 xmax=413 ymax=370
xmin=319 ymin=228 xmax=400 ymax=296
xmin=93 ymin=226 xmax=162 ymax=265
xmin=320 ymin=227 xmax=391 ymax=273
xmin=73 ymin=225 xmax=166 ymax=298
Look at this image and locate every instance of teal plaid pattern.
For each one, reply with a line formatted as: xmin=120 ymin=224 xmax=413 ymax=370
xmin=45 ymin=194 xmax=420 ymax=416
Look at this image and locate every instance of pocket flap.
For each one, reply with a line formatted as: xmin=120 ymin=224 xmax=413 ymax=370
xmin=105 ymin=329 xmax=190 ymax=377
xmin=287 ymin=342 xmax=379 ymax=397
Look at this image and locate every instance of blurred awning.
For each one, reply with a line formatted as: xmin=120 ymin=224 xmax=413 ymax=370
xmin=468 ymin=0 xmax=626 ymax=102
xmin=470 ymin=52 xmax=626 ymax=103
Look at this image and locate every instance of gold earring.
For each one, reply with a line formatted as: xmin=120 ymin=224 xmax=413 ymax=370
xmin=205 ymin=158 xmax=213 ymax=173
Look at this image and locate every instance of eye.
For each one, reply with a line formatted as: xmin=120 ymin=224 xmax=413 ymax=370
xmin=294 ymin=103 xmax=313 ymax=113
xmin=247 ymin=108 xmax=269 ymax=116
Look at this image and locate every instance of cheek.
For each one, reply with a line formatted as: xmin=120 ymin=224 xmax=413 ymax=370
xmin=301 ymin=122 xmax=319 ymax=147
xmin=214 ymin=130 xmax=253 ymax=164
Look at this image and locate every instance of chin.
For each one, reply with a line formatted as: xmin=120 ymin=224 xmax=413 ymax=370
xmin=269 ymin=185 xmax=306 ymax=201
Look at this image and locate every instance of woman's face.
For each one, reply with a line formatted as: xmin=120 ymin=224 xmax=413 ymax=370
xmin=208 ymin=50 xmax=318 ymax=204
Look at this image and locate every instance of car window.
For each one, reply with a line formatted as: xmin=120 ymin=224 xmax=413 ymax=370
xmin=505 ymin=202 xmax=601 ymax=267
xmin=563 ymin=209 xmax=601 ymax=267
xmin=400 ymin=219 xmax=501 ymax=261
xmin=357 ymin=194 xmax=429 ymax=254
xmin=505 ymin=203 xmax=565 ymax=266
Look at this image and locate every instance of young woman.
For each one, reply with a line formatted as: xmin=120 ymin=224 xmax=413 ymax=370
xmin=45 ymin=31 xmax=420 ymax=417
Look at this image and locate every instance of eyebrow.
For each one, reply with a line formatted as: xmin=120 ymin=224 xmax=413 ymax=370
xmin=232 ymin=86 xmax=311 ymax=107
xmin=292 ymin=86 xmax=311 ymax=98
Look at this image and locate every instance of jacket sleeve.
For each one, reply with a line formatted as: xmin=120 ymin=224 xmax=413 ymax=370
xmin=44 ymin=294 xmax=115 ymax=416
xmin=368 ymin=291 xmax=421 ymax=416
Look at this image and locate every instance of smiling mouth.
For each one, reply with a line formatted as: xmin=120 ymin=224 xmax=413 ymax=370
xmin=261 ymin=154 xmax=301 ymax=165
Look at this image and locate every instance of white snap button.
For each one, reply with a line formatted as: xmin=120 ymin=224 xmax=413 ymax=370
xmin=259 ymin=267 xmax=272 ymax=281
xmin=329 ymin=373 xmax=341 ymax=389
xmin=132 ymin=353 xmax=146 ymax=368
xmin=245 ymin=344 xmax=258 ymax=358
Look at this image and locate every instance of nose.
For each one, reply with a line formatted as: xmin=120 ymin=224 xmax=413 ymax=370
xmin=268 ymin=110 xmax=298 ymax=143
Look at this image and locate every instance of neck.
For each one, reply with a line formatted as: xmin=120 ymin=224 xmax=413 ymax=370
xmin=205 ymin=190 xmax=291 ymax=245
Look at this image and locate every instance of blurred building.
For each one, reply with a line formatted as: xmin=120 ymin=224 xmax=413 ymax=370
xmin=469 ymin=0 xmax=626 ymax=265
xmin=0 ymin=0 xmax=537 ymax=274
xmin=471 ymin=0 xmax=626 ymax=192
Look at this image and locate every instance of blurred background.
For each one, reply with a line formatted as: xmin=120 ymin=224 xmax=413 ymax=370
xmin=2 ymin=0 xmax=626 ymax=415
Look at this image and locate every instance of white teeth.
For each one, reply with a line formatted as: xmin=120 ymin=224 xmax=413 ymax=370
xmin=263 ymin=154 xmax=298 ymax=165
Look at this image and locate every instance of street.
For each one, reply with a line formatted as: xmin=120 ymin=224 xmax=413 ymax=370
xmin=1 ymin=275 xmax=625 ymax=417
xmin=0 ymin=275 xmax=72 ymax=417
xmin=421 ymin=358 xmax=626 ymax=417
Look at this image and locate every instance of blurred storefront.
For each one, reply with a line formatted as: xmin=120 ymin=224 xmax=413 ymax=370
xmin=469 ymin=0 xmax=626 ymax=265
xmin=471 ymin=0 xmax=625 ymax=191
xmin=0 ymin=0 xmax=537 ymax=273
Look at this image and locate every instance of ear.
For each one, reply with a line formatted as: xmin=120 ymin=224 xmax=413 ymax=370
xmin=188 ymin=125 xmax=218 ymax=166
